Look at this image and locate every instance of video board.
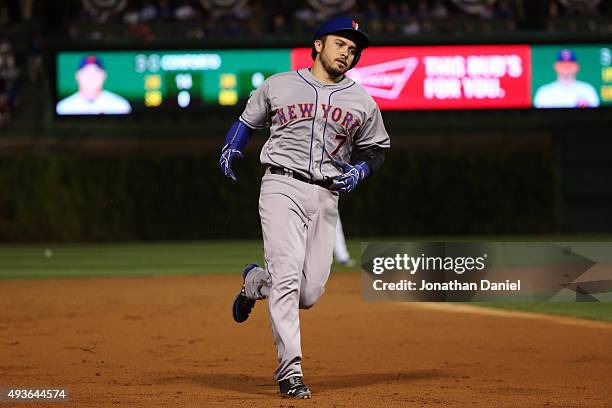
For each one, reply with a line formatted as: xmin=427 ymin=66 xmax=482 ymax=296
xmin=55 ymin=44 xmax=611 ymax=115
xmin=55 ymin=50 xmax=290 ymax=115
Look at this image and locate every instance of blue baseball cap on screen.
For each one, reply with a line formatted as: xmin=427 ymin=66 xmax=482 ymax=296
xmin=78 ymin=55 xmax=105 ymax=70
xmin=556 ymin=49 xmax=577 ymax=62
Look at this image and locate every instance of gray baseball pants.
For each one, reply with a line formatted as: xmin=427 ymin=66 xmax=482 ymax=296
xmin=244 ymin=169 xmax=338 ymax=382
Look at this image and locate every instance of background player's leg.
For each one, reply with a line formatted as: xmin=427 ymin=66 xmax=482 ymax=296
xmin=333 ymin=214 xmax=352 ymax=265
xmin=259 ymin=174 xmax=309 ymax=381
xmin=300 ymin=188 xmax=338 ymax=309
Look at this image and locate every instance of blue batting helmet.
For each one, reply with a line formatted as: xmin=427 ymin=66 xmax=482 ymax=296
xmin=311 ymin=17 xmax=369 ymax=68
xmin=78 ymin=55 xmax=104 ymax=70
xmin=556 ymin=48 xmax=577 ymax=63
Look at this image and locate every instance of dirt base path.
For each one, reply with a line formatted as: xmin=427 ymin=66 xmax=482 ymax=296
xmin=1 ymin=272 xmax=610 ymax=407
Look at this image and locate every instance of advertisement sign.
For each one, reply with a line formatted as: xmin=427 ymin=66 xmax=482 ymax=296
xmin=291 ymin=45 xmax=532 ymax=110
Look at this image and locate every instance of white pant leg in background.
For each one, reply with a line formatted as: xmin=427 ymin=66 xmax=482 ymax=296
xmin=333 ymin=215 xmax=351 ymax=263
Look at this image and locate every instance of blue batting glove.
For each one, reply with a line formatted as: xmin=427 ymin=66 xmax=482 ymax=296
xmin=330 ymin=160 xmax=370 ymax=193
xmin=219 ymin=148 xmax=244 ymax=182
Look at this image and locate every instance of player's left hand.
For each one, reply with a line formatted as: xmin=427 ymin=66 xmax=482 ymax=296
xmin=219 ymin=148 xmax=244 ymax=182
xmin=330 ymin=160 xmax=370 ymax=193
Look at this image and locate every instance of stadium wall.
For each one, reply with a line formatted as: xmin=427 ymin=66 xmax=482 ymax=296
xmin=0 ymin=134 xmax=556 ymax=242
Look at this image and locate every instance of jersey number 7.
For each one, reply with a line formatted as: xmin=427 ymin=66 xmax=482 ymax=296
xmin=331 ymin=134 xmax=347 ymax=156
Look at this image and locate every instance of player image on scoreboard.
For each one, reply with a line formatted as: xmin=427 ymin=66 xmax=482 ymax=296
xmin=56 ymin=55 xmax=132 ymax=115
xmin=533 ymin=48 xmax=600 ymax=108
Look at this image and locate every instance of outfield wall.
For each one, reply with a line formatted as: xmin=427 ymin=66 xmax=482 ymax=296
xmin=0 ymin=135 xmax=556 ymax=242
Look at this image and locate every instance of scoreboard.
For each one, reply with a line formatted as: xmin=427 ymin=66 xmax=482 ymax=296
xmin=55 ymin=45 xmax=611 ymax=116
xmin=55 ymin=50 xmax=290 ymax=114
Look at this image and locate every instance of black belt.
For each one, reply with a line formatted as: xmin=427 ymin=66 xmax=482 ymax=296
xmin=268 ymin=166 xmax=333 ymax=189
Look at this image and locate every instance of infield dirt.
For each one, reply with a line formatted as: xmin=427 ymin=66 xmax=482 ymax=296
xmin=1 ymin=272 xmax=610 ymax=407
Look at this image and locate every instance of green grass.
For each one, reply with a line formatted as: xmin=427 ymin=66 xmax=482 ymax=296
xmin=1 ymin=240 xmax=610 ymax=322
xmin=0 ymin=240 xmax=360 ymax=279
xmin=0 ymin=241 xmax=264 ymax=279
xmin=474 ymin=302 xmax=612 ymax=322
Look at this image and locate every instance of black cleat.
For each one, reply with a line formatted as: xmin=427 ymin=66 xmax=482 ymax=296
xmin=279 ymin=376 xmax=312 ymax=399
xmin=232 ymin=263 xmax=259 ymax=323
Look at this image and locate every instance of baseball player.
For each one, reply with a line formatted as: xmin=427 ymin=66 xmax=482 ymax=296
xmin=220 ymin=17 xmax=390 ymax=399
xmin=56 ymin=55 xmax=132 ymax=115
xmin=534 ymin=48 xmax=600 ymax=109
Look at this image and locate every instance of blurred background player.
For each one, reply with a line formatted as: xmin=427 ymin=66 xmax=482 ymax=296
xmin=56 ymin=55 xmax=132 ymax=115
xmin=334 ymin=216 xmax=355 ymax=266
xmin=534 ymin=48 xmax=600 ymax=108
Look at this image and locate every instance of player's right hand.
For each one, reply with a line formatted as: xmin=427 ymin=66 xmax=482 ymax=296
xmin=219 ymin=148 xmax=244 ymax=182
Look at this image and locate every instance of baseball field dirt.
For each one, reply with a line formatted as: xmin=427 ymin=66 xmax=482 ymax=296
xmin=1 ymin=272 xmax=610 ymax=407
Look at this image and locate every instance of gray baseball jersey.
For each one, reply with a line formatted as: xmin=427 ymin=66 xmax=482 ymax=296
xmin=239 ymin=67 xmax=390 ymax=179
xmin=238 ymin=67 xmax=390 ymax=383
